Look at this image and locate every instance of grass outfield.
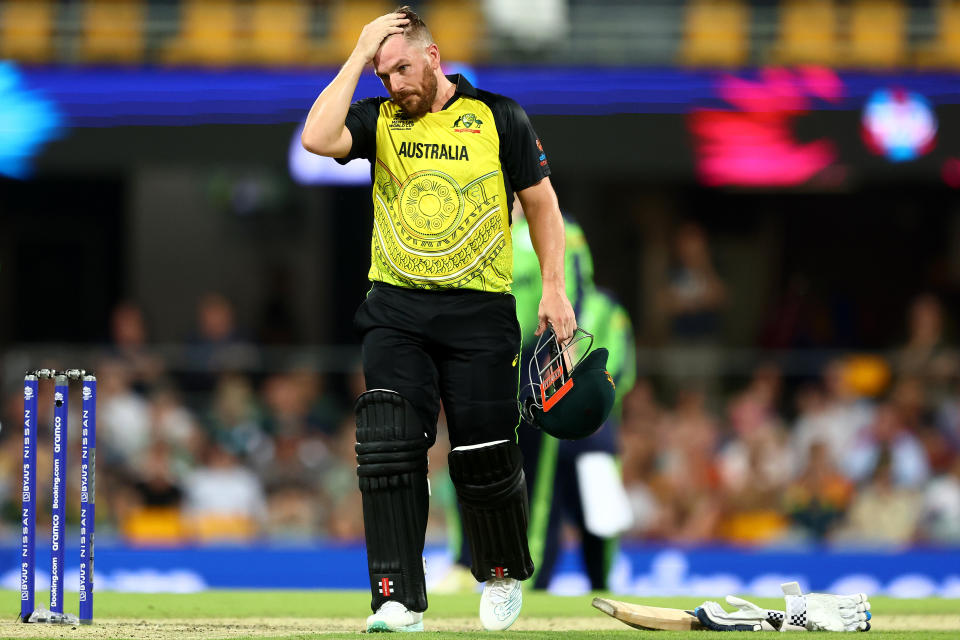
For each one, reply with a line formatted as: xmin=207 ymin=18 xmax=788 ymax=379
xmin=0 ymin=590 xmax=957 ymax=639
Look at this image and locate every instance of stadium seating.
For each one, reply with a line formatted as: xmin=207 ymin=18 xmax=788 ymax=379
xmin=846 ymin=0 xmax=906 ymax=68
xmin=916 ymin=0 xmax=960 ymax=67
xmin=325 ymin=0 xmax=392 ymax=63
xmin=80 ymin=0 xmax=145 ymax=64
xmin=773 ymin=0 xmax=838 ymax=65
xmin=0 ymin=0 xmax=55 ymax=63
xmin=680 ymin=0 xmax=749 ymax=67
xmin=427 ymin=0 xmax=483 ymax=63
xmin=163 ymin=0 xmax=240 ymax=66
xmin=246 ymin=0 xmax=312 ymax=66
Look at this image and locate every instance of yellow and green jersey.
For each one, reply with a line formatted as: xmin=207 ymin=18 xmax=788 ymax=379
xmin=337 ymin=75 xmax=551 ymax=293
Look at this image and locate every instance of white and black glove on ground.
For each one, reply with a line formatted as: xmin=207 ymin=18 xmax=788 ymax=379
xmin=781 ymin=581 xmax=871 ymax=632
xmin=694 ymin=596 xmax=781 ymax=631
xmin=694 ymin=582 xmax=871 ymax=632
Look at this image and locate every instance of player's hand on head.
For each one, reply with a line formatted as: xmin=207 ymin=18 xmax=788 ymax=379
xmin=353 ymin=13 xmax=409 ymax=63
xmin=536 ymin=289 xmax=577 ymax=343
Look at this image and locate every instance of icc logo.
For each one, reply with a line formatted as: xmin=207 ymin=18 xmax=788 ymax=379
xmin=24 ymin=386 xmax=33 ymax=400
xmin=82 ymin=386 xmax=92 ymax=401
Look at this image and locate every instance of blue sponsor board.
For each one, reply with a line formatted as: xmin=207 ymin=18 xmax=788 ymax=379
xmin=14 ymin=66 xmax=960 ymax=126
xmin=3 ymin=543 xmax=958 ymax=596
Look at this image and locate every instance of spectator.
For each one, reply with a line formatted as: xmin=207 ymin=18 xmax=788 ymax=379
xmin=97 ymin=358 xmax=151 ymax=463
xmin=261 ymin=371 xmax=311 ymax=437
xmin=717 ymin=370 xmax=793 ymax=544
xmin=184 ymin=293 xmax=258 ymax=394
xmin=620 ymin=381 xmax=666 ymax=537
xmin=182 ymin=441 xmax=267 ymax=541
xmin=919 ymin=458 xmax=960 ymax=544
xmin=792 ymin=360 xmax=874 ymax=471
xmin=897 ymin=294 xmax=958 ymax=406
xmin=719 ymin=366 xmax=792 ymax=493
xmin=262 ymin=367 xmax=343 ymax=439
xmin=935 ymin=381 xmax=960 ymax=452
xmin=658 ymin=223 xmax=727 ymax=401
xmin=660 ymin=222 xmax=727 ymax=341
xmin=783 ymin=441 xmax=853 ymax=541
xmin=261 ymin=432 xmax=326 ymax=539
xmin=113 ymin=441 xmax=186 ymax=545
xmin=147 ymin=381 xmax=199 ymax=456
xmin=650 ymin=388 xmax=723 ymax=542
xmin=844 ymin=402 xmax=930 ymax=489
xmin=320 ymin=418 xmax=364 ymax=540
xmin=833 ymin=452 xmax=923 ymax=546
xmin=108 ymin=301 xmax=164 ymax=392
xmin=203 ymin=373 xmax=268 ymax=464
xmin=130 ymin=440 xmax=184 ymax=509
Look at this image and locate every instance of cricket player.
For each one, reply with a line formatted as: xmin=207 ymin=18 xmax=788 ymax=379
xmin=448 ymin=209 xmax=635 ymax=591
xmin=442 ymin=211 xmax=596 ymax=589
xmin=527 ymin=289 xmax=637 ymax=591
xmin=301 ymin=5 xmax=575 ymax=632
xmin=512 ymin=204 xmax=636 ymax=591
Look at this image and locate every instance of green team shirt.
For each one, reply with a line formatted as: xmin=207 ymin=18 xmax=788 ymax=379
xmin=511 ymin=216 xmax=594 ymax=345
xmin=577 ymin=290 xmax=636 ymax=417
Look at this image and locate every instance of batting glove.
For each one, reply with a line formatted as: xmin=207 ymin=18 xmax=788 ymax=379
xmin=780 ymin=581 xmax=871 ymax=632
xmin=694 ymin=596 xmax=780 ymax=631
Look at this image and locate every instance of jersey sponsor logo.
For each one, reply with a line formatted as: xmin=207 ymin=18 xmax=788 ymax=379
xmin=536 ymin=138 xmax=548 ymax=166
xmin=453 ymin=112 xmax=483 ymax=133
xmin=397 ymin=141 xmax=469 ymax=161
xmin=388 ymin=113 xmax=415 ymax=131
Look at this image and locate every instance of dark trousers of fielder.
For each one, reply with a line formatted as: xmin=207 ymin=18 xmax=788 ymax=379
xmin=354 ymin=283 xmax=534 ymax=613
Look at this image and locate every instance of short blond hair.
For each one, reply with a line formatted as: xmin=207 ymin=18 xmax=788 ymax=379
xmin=394 ymin=5 xmax=434 ymax=45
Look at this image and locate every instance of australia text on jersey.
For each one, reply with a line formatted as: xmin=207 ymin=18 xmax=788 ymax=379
xmin=397 ymin=141 xmax=469 ymax=161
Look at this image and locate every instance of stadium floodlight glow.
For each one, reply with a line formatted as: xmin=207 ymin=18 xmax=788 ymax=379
xmin=861 ymin=88 xmax=938 ymax=163
xmin=0 ymin=62 xmax=63 ymax=179
xmin=288 ymin=123 xmax=371 ymax=186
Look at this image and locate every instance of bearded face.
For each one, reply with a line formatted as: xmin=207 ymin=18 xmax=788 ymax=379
xmin=391 ymin=63 xmax=438 ymax=119
xmin=375 ymin=35 xmax=440 ymax=119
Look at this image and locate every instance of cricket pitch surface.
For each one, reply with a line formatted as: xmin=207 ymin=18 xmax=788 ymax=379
xmin=1 ymin=591 xmax=957 ymax=639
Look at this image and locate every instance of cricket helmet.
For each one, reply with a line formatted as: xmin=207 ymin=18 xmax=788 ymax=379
xmin=520 ymin=326 xmax=615 ymax=440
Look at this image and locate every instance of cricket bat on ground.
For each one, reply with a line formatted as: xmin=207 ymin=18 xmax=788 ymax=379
xmin=592 ymin=597 xmax=705 ymax=631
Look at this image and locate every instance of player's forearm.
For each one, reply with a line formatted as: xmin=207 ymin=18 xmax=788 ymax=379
xmin=301 ymin=55 xmax=365 ymax=156
xmin=520 ymin=185 xmax=566 ymax=292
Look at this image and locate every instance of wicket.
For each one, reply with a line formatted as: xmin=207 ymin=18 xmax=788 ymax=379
xmin=20 ymin=368 xmax=97 ymax=625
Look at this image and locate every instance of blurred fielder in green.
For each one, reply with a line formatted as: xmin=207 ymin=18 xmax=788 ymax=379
xmin=443 ymin=200 xmax=636 ymax=591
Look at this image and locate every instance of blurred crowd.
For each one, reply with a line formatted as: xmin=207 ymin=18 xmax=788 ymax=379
xmin=2 ymin=285 xmax=959 ymax=549
xmin=622 ymin=290 xmax=960 ymax=547
xmin=621 ymin=356 xmax=960 ymax=547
